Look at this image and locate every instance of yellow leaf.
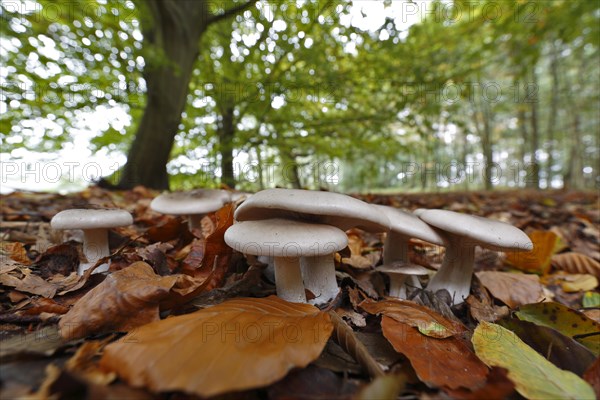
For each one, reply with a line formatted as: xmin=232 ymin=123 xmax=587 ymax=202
xmin=516 ymin=302 xmax=600 ymax=356
xmin=100 ymin=296 xmax=333 ymax=397
xmin=561 ymin=274 xmax=598 ymax=293
xmin=473 ymin=322 xmax=595 ymax=399
xmin=505 ymin=231 xmax=565 ymax=274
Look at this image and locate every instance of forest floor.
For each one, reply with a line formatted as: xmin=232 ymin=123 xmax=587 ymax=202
xmin=0 ymin=187 xmax=599 ymax=399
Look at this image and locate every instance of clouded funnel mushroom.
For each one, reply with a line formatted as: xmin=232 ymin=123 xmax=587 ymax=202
xmin=51 ymin=209 xmax=133 ymax=275
xmin=234 ymin=188 xmax=390 ymax=232
xmin=373 ymin=205 xmax=445 ymax=298
xmin=419 ymin=209 xmax=533 ymax=305
xmin=150 ymin=189 xmax=231 ymax=230
xmin=224 ymin=218 xmax=347 ymax=303
xmin=233 ymin=189 xmax=390 ymax=303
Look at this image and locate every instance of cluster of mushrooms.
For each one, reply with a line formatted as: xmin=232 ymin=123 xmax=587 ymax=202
xmin=50 ymin=188 xmax=533 ymax=306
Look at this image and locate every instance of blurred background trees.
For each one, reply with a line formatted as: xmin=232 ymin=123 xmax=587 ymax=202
xmin=1 ymin=0 xmax=598 ymax=192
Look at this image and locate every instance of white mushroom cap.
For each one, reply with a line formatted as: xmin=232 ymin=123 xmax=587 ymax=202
xmin=373 ymin=205 xmax=445 ymax=245
xmin=234 ymin=188 xmax=390 ymax=232
xmin=51 ymin=209 xmax=133 ymax=276
xmin=225 ymin=218 xmax=348 ymax=303
xmin=412 ymin=208 xmax=427 ymax=217
xmin=224 ymin=218 xmax=347 ymax=257
xmin=150 ymin=189 xmax=231 ymax=215
xmin=377 ymin=263 xmax=431 ymax=276
xmin=377 ymin=263 xmax=432 ymax=299
xmin=418 ymin=209 xmax=533 ymax=251
xmin=51 ymin=209 xmax=133 ymax=230
xmin=419 ymin=209 xmax=532 ymax=305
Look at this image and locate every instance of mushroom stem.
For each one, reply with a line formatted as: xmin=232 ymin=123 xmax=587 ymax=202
xmin=81 ymin=228 xmax=110 ymax=275
xmin=383 ymin=232 xmax=422 ymax=298
xmin=187 ymin=214 xmax=202 ymax=230
xmin=426 ymin=241 xmax=475 ymax=305
xmin=388 ymin=274 xmax=408 ymax=298
xmin=383 ymin=232 xmax=409 ymax=264
xmin=273 ymin=257 xmax=307 ymax=303
xmin=301 ymin=255 xmax=339 ymax=304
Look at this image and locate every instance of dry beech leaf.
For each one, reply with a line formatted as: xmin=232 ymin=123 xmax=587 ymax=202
xmin=583 ymin=358 xmax=600 ymax=399
xmin=475 ymin=271 xmax=543 ymax=309
xmin=360 ymin=299 xmax=465 ymax=338
xmin=444 ymin=367 xmax=515 ymax=400
xmin=100 ymin=296 xmax=333 ymax=397
xmin=0 ymin=271 xmax=58 ymax=298
xmin=1 ymin=241 xmax=31 ymax=265
xmin=342 ymin=231 xmax=378 ymax=270
xmin=65 ymin=340 xmax=116 ymax=385
xmin=181 ymin=203 xmax=234 ymax=289
xmin=552 ymin=252 xmax=600 ymax=278
xmin=473 ymin=322 xmax=595 ymax=399
xmin=505 ymin=230 xmax=565 ymax=273
xmin=381 ymin=317 xmax=488 ymax=390
xmin=59 ymin=261 xmax=207 ymax=340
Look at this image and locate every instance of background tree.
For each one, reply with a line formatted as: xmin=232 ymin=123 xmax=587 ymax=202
xmin=2 ymin=0 xmax=598 ymax=192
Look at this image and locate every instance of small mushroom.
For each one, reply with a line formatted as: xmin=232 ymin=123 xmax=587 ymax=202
xmin=51 ymin=209 xmax=133 ymax=275
xmin=373 ymin=205 xmax=445 ymax=298
xmin=377 ymin=263 xmax=432 ymax=298
xmin=224 ymin=218 xmax=347 ymax=303
xmin=419 ymin=209 xmax=533 ymax=305
xmin=234 ymin=189 xmax=389 ymax=303
xmin=150 ymin=189 xmax=231 ymax=230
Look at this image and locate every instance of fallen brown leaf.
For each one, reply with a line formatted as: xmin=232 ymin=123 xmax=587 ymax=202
xmin=31 ymin=242 xmax=80 ymax=278
xmin=444 ymin=367 xmax=515 ymax=400
xmin=583 ymin=357 xmax=600 ymax=399
xmin=552 ymin=252 xmax=600 ymax=278
xmin=476 ymin=271 xmax=543 ymax=308
xmin=100 ymin=296 xmax=333 ymax=397
xmin=23 ymin=297 xmax=69 ymax=315
xmin=360 ymin=298 xmax=465 ymax=338
xmin=466 ymin=295 xmax=509 ymax=323
xmin=181 ymin=203 xmax=234 ymax=290
xmin=1 ymin=241 xmax=31 ymax=265
xmin=65 ymin=340 xmax=116 ymax=385
xmin=381 ymin=316 xmax=488 ymax=390
xmin=0 ymin=271 xmax=58 ymax=298
xmin=59 ymin=261 xmax=207 ymax=340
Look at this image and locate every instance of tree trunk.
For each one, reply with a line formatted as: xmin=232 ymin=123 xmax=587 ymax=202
xmin=481 ymin=104 xmax=494 ymax=191
xmin=280 ymin=150 xmax=302 ymax=189
xmin=218 ymin=106 xmax=236 ymax=188
xmin=517 ymin=106 xmax=529 ymax=188
xmin=546 ymin=42 xmax=560 ymax=188
xmin=564 ymin=114 xmax=583 ymax=189
xmin=528 ymin=69 xmax=541 ymax=189
xmin=117 ymin=0 xmax=257 ymax=189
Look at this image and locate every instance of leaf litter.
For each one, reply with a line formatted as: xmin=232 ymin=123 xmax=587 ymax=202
xmin=1 ymin=187 xmax=599 ymax=398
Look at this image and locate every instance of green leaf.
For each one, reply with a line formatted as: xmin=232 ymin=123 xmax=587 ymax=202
xmin=515 ymin=302 xmax=600 ymax=356
xmin=582 ymin=292 xmax=600 ymax=308
xmin=473 ymin=322 xmax=595 ymax=400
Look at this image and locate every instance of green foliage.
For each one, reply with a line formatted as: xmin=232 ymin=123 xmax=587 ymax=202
xmin=2 ymin=0 xmax=598 ymax=191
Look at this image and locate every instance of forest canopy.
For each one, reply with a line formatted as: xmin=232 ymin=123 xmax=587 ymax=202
xmin=1 ymin=0 xmax=598 ymax=192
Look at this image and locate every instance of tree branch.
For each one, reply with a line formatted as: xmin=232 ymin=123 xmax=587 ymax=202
xmin=207 ymin=0 xmax=259 ymax=26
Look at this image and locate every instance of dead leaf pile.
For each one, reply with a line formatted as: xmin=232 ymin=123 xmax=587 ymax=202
xmin=1 ymin=187 xmax=598 ymax=399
